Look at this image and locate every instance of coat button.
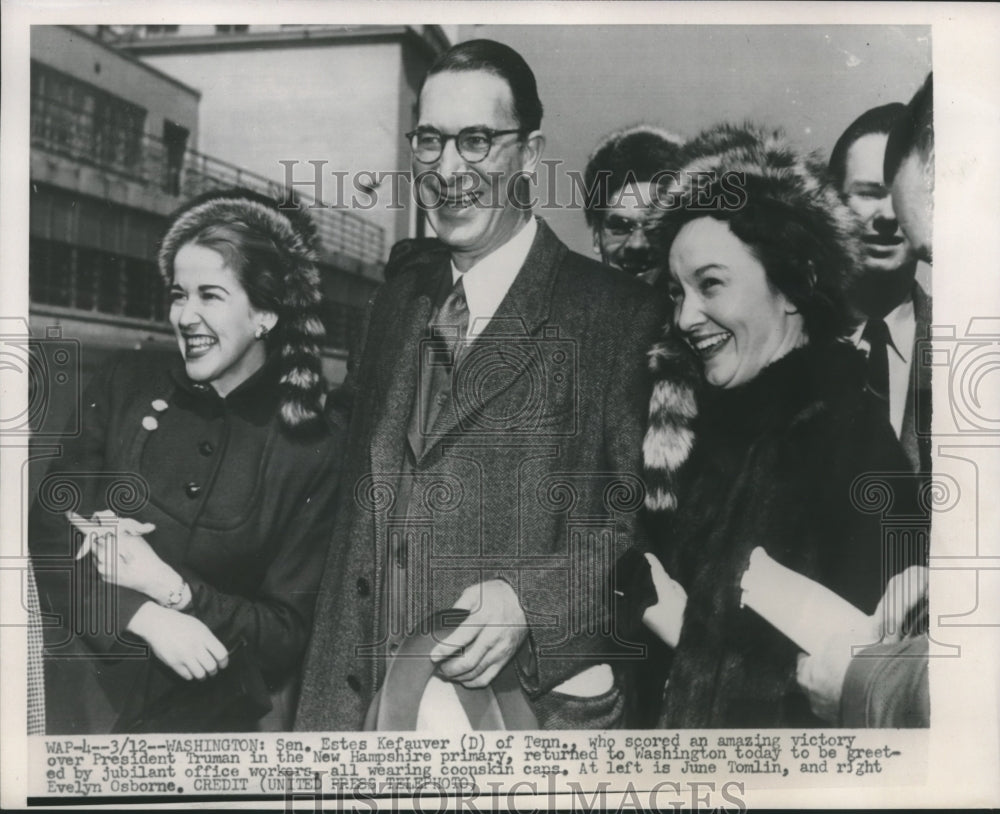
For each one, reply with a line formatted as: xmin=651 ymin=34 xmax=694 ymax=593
xmin=198 ymin=441 xmax=214 ymax=456
xmin=184 ymin=481 xmax=201 ymax=498
xmin=346 ymin=674 xmax=361 ymax=692
xmin=356 ymin=577 xmax=370 ymax=597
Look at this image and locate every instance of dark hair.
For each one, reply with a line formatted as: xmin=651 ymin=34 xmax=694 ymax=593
xmin=828 ymin=103 xmax=908 ymax=191
xmin=583 ymin=125 xmax=684 ymax=229
xmin=420 ymin=39 xmax=543 ymax=132
xmin=649 ymin=124 xmax=859 ymax=347
xmin=159 ymin=188 xmax=327 ymax=433
xmin=186 ymin=221 xmax=289 ymax=350
xmin=885 ymin=73 xmax=934 ymax=183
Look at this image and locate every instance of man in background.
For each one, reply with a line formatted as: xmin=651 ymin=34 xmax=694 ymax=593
xmin=583 ymin=125 xmax=683 ymax=285
xmin=798 ymin=74 xmax=934 ymax=727
xmin=830 ymin=103 xmax=932 ymax=475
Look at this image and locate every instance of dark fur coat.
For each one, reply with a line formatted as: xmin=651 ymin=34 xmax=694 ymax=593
xmin=642 ymin=341 xmax=923 ymax=728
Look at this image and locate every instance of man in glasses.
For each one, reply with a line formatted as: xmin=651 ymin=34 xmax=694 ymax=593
xmin=298 ymin=39 xmax=665 ymax=731
xmin=583 ymin=125 xmax=683 ymax=285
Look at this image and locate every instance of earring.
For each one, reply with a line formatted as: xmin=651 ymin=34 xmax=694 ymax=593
xmin=255 ymin=324 xmax=270 ymax=340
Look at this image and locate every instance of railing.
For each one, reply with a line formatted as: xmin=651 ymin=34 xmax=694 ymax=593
xmin=30 ymin=95 xmax=386 ymax=269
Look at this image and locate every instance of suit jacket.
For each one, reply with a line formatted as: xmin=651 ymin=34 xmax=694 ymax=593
xmin=296 ymin=219 xmax=664 ymax=730
xmin=901 ymin=283 xmax=933 ymax=476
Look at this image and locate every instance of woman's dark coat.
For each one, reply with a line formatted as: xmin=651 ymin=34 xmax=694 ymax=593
xmin=30 ymin=353 xmax=343 ymax=734
xmin=641 ymin=342 xmax=925 ymax=728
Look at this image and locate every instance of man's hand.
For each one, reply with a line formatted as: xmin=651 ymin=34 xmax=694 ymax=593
xmin=873 ymin=565 xmax=928 ymax=642
xmin=796 ymin=565 xmax=929 ymax=722
xmin=641 ymin=553 xmax=687 ymax=648
xmin=429 ymin=580 xmax=528 ymax=689
xmin=127 ymin=602 xmax=229 ymax=681
xmin=795 ymin=637 xmax=855 ymax=723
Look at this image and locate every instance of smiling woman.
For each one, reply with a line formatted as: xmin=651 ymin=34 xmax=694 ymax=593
xmin=169 ymin=242 xmax=276 ymax=398
xmin=29 ymin=189 xmax=344 ymax=734
xmin=623 ymin=125 xmax=926 ymax=728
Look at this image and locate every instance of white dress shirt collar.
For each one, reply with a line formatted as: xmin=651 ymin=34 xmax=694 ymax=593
xmin=450 ymin=217 xmax=537 ymax=338
xmin=850 ymin=295 xmax=915 ymax=365
xmin=851 ymin=291 xmax=917 ymax=436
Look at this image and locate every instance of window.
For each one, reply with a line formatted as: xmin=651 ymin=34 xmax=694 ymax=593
xmin=31 ymin=237 xmax=167 ymax=322
xmin=215 ymin=25 xmax=249 ymax=34
xmin=30 ymin=62 xmax=147 ymax=176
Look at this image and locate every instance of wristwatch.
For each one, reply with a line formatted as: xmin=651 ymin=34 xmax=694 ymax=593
xmin=164 ymin=579 xmax=189 ymax=610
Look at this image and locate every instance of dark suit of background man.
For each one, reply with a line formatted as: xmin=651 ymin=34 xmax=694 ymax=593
xmin=296 ymin=39 xmax=663 ymax=730
xmin=830 ymin=104 xmax=932 ymax=475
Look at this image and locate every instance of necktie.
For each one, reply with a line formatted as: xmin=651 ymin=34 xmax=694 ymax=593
xmin=862 ymin=318 xmax=890 ymax=418
xmin=419 ymin=277 xmax=469 ymax=443
xmin=430 ymin=276 xmax=469 ymax=363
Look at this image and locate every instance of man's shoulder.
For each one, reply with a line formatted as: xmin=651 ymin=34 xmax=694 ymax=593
xmin=913 ymin=281 xmax=932 ymax=328
xmin=384 ymin=237 xmax=450 ymax=281
xmin=557 ymin=246 xmax=663 ymax=306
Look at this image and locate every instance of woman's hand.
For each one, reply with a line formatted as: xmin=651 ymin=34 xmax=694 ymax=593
xmin=70 ymin=511 xmax=184 ymax=605
xmin=127 ymin=602 xmax=230 ymax=680
xmin=641 ymin=553 xmax=688 ymax=648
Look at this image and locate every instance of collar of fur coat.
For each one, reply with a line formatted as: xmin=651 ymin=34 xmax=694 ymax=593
xmin=643 ymin=339 xmax=866 ymax=512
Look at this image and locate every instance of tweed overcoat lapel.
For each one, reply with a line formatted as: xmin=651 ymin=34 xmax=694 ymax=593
xmin=368 ymin=259 xmax=447 ymax=475
xmin=418 ymin=219 xmax=565 ymax=458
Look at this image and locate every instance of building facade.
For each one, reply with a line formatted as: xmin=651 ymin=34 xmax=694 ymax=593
xmin=30 ymin=24 xmax=434 ymax=419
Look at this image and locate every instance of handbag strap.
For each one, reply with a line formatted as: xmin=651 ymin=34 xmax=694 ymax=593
xmin=365 ymin=609 xmax=537 ymax=730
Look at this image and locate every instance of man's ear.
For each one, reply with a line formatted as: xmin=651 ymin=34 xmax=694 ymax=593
xmin=520 ymin=130 xmax=545 ymax=174
xmin=592 ymin=229 xmax=603 ymax=257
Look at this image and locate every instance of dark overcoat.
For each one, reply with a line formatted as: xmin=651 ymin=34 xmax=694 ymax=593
xmin=30 ymin=354 xmax=343 ymax=734
xmin=296 ymin=219 xmax=664 ymax=730
xmin=644 ymin=342 xmax=926 ymax=728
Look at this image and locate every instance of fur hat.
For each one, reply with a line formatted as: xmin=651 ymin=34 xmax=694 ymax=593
xmin=642 ymin=123 xmax=862 ymax=511
xmin=158 ymin=188 xmax=327 ymax=433
xmin=650 ymin=123 xmax=860 ymax=346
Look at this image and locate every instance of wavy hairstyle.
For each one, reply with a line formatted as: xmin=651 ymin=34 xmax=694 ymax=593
xmin=648 ymin=123 xmax=861 ymax=352
xmin=158 ymin=188 xmax=327 ymax=434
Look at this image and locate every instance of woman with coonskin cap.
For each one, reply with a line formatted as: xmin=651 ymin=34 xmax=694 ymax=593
xmin=630 ymin=125 xmax=924 ymax=727
xmin=30 ymin=189 xmax=343 ymax=734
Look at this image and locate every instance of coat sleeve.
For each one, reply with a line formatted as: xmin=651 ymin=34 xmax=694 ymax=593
xmin=169 ymin=429 xmax=344 ymax=682
xmin=777 ymin=399 xmax=925 ymax=616
xmin=28 ymin=356 xmax=153 ymax=656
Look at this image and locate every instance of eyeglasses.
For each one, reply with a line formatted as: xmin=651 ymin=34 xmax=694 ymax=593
xmin=601 ymin=214 xmax=651 ymax=240
xmin=406 ymin=126 xmax=525 ymax=164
